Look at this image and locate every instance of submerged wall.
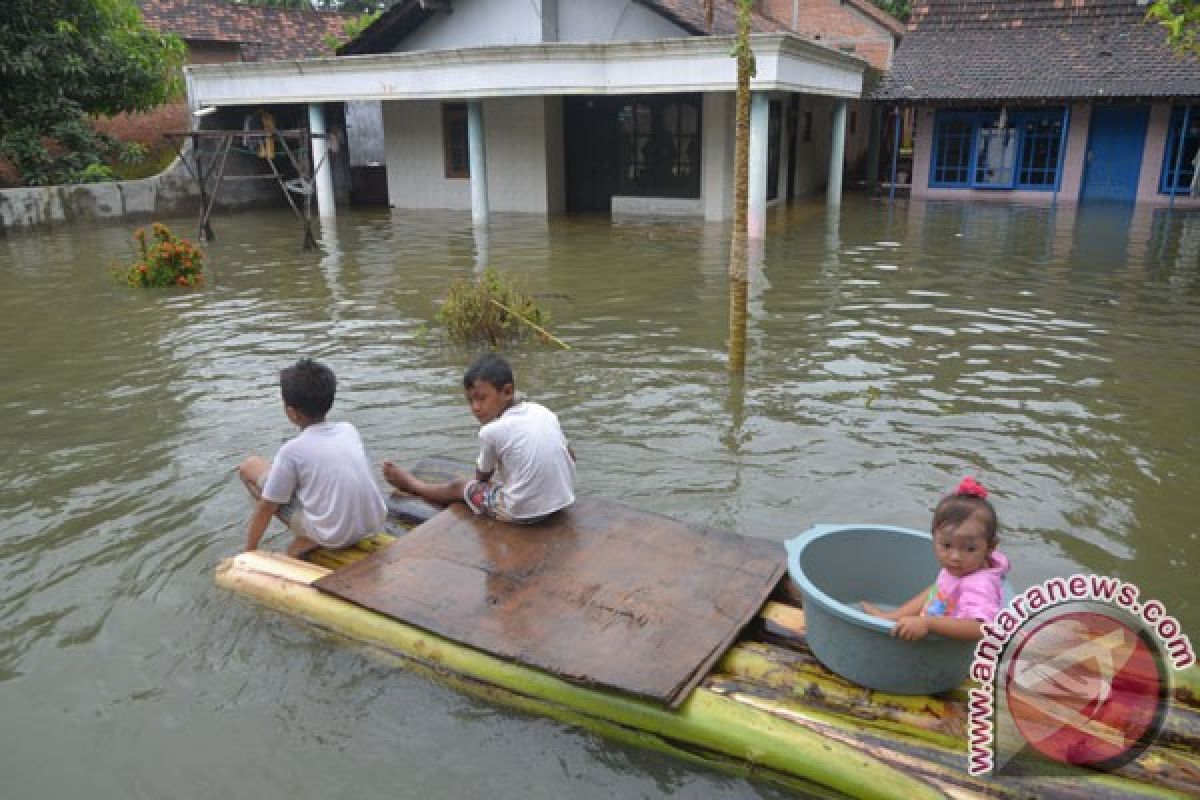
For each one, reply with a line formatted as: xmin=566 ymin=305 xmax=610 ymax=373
xmin=0 ymin=158 xmax=200 ymax=233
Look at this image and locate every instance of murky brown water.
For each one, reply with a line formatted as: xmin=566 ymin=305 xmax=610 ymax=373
xmin=1 ymin=196 xmax=1198 ymax=798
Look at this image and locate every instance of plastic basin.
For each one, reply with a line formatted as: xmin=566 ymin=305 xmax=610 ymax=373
xmin=784 ymin=524 xmax=976 ymax=695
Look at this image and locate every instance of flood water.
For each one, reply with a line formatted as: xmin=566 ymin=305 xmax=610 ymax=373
xmin=2 ymin=196 xmax=1198 ymax=798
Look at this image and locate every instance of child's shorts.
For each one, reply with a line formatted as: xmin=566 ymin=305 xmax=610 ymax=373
xmin=251 ymin=474 xmax=312 ymax=538
xmin=463 ymin=480 xmax=554 ymax=525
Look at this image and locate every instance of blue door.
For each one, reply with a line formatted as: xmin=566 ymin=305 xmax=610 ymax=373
xmin=1081 ymin=106 xmax=1149 ymax=203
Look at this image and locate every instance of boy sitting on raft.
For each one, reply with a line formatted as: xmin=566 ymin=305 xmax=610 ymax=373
xmin=383 ymin=352 xmax=575 ymax=524
xmin=238 ymin=358 xmax=386 ymax=557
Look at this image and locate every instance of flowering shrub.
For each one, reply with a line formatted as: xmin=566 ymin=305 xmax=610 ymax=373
xmin=119 ymin=223 xmax=204 ymax=288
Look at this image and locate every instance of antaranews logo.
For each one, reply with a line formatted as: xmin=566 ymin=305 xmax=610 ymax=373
xmin=967 ymin=574 xmax=1194 ymax=776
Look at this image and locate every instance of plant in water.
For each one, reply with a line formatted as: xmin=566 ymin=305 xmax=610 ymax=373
xmin=118 ymin=222 xmax=204 ymax=288
xmin=436 ymin=268 xmax=564 ymax=348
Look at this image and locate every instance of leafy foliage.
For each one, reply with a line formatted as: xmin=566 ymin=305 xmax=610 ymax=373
xmin=117 ymin=223 xmax=205 ymax=288
xmin=0 ymin=0 xmax=185 ymax=186
xmin=436 ymin=269 xmax=553 ymax=347
xmin=869 ymin=0 xmax=911 ymax=23
xmin=1147 ymin=0 xmax=1199 ymax=57
xmin=324 ymin=10 xmax=382 ymax=52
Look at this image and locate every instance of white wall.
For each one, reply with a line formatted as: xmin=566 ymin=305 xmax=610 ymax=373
xmin=397 ymin=0 xmax=543 ymax=50
xmin=791 ymin=96 xmax=834 ymax=196
xmin=396 ymin=0 xmax=688 ymax=50
xmin=557 ymin=0 xmax=687 ymax=43
xmin=702 ymin=92 xmax=734 ymax=220
xmin=544 ymin=95 xmax=566 ymax=213
xmin=383 ymin=96 xmax=558 ymax=213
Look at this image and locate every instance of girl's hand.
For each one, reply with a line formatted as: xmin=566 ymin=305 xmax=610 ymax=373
xmin=892 ymin=615 xmax=930 ymax=641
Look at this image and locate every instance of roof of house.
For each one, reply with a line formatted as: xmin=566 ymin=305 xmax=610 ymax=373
xmin=339 ymin=0 xmax=787 ymax=56
xmin=139 ymin=0 xmax=355 ymax=61
xmin=872 ymin=0 xmax=1200 ymax=102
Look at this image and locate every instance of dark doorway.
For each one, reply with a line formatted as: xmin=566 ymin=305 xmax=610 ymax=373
xmin=564 ymin=97 xmax=619 ymax=213
xmin=768 ymin=100 xmax=783 ymax=201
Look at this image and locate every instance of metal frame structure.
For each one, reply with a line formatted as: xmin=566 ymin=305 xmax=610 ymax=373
xmin=164 ymin=128 xmax=328 ymax=250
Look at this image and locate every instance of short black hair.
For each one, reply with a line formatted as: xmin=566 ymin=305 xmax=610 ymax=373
xmin=280 ymin=358 xmax=336 ymax=418
xmin=463 ymin=352 xmax=514 ymax=391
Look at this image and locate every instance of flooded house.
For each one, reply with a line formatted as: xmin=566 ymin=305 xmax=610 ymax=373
xmin=181 ymin=0 xmax=902 ymax=234
xmin=872 ymin=0 xmax=1200 ymax=207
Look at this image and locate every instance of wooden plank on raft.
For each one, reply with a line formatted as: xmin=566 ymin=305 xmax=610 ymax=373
xmin=314 ymin=499 xmax=786 ymax=707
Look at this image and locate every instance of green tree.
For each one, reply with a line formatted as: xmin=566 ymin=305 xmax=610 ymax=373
xmin=0 ymin=0 xmax=185 ymax=186
xmin=869 ymin=0 xmax=910 ymax=23
xmin=1147 ymin=0 xmax=1199 ymax=57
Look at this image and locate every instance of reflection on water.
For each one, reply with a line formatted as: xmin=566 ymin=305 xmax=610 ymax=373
xmin=1 ymin=198 xmax=1198 ymax=799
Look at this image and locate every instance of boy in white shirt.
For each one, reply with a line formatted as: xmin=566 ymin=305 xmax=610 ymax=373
xmin=383 ymin=353 xmax=575 ymax=523
xmin=238 ymin=359 xmax=386 ymax=557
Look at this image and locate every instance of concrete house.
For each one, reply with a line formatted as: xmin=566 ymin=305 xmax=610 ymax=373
xmin=872 ymin=0 xmax=1200 ymax=207
xmin=183 ymin=0 xmax=898 ymax=234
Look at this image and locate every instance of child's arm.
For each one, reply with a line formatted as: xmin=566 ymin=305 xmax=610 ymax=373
xmin=245 ymin=497 xmax=280 ymax=551
xmin=863 ymin=588 xmax=927 ymax=622
xmin=893 ymin=615 xmax=983 ymax=641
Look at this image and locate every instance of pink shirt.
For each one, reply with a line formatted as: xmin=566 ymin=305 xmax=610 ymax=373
xmin=923 ymin=550 xmax=1010 ymax=622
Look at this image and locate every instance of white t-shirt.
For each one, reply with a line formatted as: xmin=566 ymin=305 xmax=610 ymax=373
xmin=262 ymin=420 xmax=387 ymax=548
xmin=477 ymin=401 xmax=575 ymax=520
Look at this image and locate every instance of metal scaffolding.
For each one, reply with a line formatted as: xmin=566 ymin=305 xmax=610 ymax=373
xmin=164 ymin=128 xmax=329 ymax=250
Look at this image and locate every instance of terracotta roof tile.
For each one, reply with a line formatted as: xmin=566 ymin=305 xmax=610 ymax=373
xmin=139 ymin=0 xmax=356 ymax=61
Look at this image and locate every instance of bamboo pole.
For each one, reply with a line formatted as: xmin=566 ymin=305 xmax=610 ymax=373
xmin=488 ymin=297 xmax=571 ymax=349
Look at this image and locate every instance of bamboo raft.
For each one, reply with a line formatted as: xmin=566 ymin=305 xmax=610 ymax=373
xmin=216 ymin=496 xmax=1200 ymax=798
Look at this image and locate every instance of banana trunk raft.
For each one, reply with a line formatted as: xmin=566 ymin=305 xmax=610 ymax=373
xmin=216 ymin=491 xmax=1200 ymax=798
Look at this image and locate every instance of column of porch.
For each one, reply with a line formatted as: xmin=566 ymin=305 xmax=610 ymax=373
xmin=467 ymin=100 xmax=489 ymax=226
xmin=308 ymin=103 xmax=335 ymax=219
xmin=748 ymin=91 xmax=770 ymax=240
xmin=827 ymin=99 xmax=847 ymax=206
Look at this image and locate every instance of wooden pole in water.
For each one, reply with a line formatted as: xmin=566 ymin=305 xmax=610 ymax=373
xmin=728 ymin=0 xmax=755 ymax=375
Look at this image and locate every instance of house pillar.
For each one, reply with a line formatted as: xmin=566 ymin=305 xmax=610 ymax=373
xmin=308 ymin=103 xmax=336 ymax=218
xmin=827 ymin=99 xmax=847 ymax=206
xmin=748 ymin=91 xmax=770 ymax=240
xmin=467 ymin=100 xmax=489 ymax=226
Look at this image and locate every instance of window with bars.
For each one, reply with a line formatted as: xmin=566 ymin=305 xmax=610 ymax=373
xmin=615 ymin=94 xmax=702 ymax=197
xmin=1019 ymin=116 xmax=1064 ymax=187
xmin=932 ymin=115 xmax=973 ymax=186
xmin=1159 ymin=104 xmax=1199 ymax=196
xmin=930 ymin=109 xmax=1066 ymax=190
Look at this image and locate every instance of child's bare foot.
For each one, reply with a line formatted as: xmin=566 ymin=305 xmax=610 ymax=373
xmin=382 ymin=461 xmax=419 ymax=493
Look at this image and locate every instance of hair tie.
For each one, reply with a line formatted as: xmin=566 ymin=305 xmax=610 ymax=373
xmin=956 ymin=476 xmax=988 ymax=499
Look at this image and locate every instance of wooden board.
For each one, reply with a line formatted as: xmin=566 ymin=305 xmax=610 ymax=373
xmin=314 ymin=498 xmax=785 ymax=707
